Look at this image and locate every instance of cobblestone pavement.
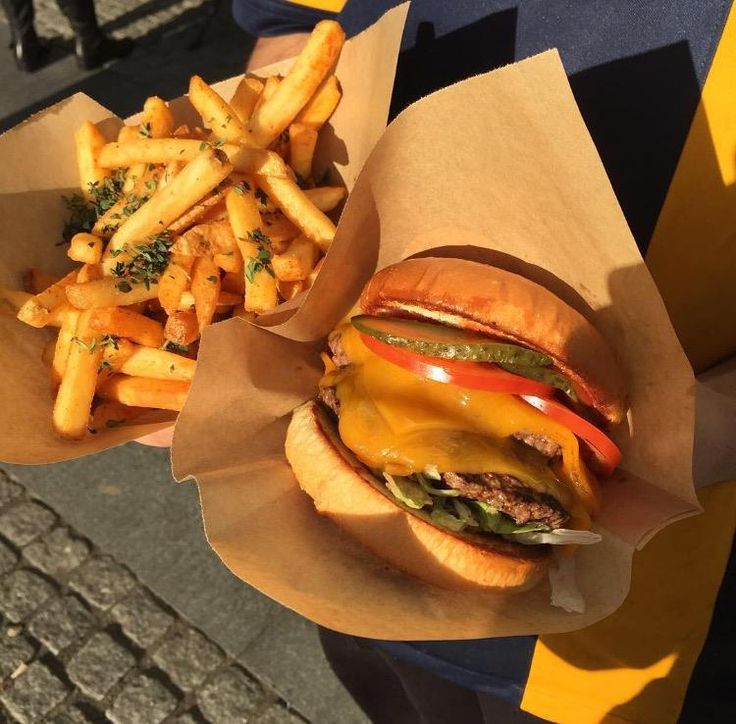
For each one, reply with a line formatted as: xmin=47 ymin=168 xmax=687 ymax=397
xmin=0 ymin=470 xmax=308 ymax=724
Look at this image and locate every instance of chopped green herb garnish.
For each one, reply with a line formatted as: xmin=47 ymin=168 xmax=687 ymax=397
xmin=139 ymin=122 xmax=152 ymax=138
xmin=245 ymin=246 xmax=274 ymax=283
xmin=255 ymin=188 xmax=268 ymax=206
xmin=207 ymin=275 xmax=218 ymax=283
xmin=233 ymin=180 xmax=250 ymax=196
xmin=100 ymin=334 xmax=119 ymax=350
xmin=163 ymin=341 xmax=189 ymax=354
xmin=98 ymin=359 xmax=113 ymax=373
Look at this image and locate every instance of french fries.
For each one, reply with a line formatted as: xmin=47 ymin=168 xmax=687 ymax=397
xmin=257 ymin=176 xmax=336 ymax=250
xmin=52 ymin=310 xmax=102 ymax=439
xmin=104 ymin=148 xmax=233 ymax=265
xmin=68 ymin=233 xmax=103 ymax=264
xmin=247 ymin=20 xmax=345 ymax=147
xmin=97 ymin=377 xmax=190 ymax=411
xmin=189 ymin=75 xmax=249 ymax=145
xmin=11 ymin=20 xmax=348 ymax=439
xmin=75 ymin=121 xmax=109 ymax=199
xmin=230 ymin=75 xmax=264 ymax=122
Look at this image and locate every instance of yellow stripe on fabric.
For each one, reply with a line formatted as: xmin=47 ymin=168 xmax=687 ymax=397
xmin=645 ymin=2 xmax=736 ymax=373
xmin=521 ymin=481 xmax=736 ymax=724
xmin=285 ymin=0 xmax=347 ymax=12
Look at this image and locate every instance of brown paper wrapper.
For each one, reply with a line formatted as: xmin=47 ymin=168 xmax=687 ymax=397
xmin=172 ymin=50 xmax=701 ymax=639
xmin=0 ymin=4 xmax=409 ymax=464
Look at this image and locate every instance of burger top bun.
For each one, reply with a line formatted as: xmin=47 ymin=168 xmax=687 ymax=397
xmin=286 ymin=401 xmax=550 ymax=592
xmin=361 ymin=257 xmax=627 ymax=425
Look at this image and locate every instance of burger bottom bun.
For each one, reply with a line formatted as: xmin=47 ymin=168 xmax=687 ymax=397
xmin=285 ymin=400 xmax=551 ymax=592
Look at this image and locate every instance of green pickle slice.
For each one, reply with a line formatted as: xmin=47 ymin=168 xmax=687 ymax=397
xmin=351 ymin=315 xmax=553 ymax=367
xmin=496 ymin=362 xmax=579 ymax=403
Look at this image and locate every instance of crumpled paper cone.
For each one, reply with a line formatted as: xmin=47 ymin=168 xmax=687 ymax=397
xmin=0 ymin=3 xmax=409 ymax=464
xmin=172 ymin=50 xmax=701 ymax=640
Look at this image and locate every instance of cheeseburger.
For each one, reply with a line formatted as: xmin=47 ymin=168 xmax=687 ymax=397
xmin=286 ymin=258 xmax=627 ymax=591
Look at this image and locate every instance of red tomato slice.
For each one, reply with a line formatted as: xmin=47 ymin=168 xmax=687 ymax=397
xmin=360 ymin=334 xmax=555 ymax=397
xmin=520 ymin=395 xmax=622 ymax=476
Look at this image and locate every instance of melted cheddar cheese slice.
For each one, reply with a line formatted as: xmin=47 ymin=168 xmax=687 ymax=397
xmin=322 ymin=325 xmax=599 ymax=524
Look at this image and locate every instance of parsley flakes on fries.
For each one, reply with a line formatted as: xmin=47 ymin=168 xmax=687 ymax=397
xmin=5 ymin=20 xmax=347 ymax=440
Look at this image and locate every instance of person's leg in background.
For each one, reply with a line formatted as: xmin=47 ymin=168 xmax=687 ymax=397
xmin=319 ymin=627 xmax=547 ymax=724
xmin=54 ymin=0 xmax=133 ymax=69
xmin=0 ymin=0 xmax=48 ymax=71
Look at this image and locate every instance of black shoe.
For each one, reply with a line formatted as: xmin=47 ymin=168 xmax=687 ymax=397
xmin=12 ymin=32 xmax=50 ymax=73
xmin=75 ymin=34 xmax=133 ymax=70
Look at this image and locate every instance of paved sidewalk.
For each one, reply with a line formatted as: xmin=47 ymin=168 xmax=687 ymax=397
xmin=0 ymin=469 xmax=304 ymax=723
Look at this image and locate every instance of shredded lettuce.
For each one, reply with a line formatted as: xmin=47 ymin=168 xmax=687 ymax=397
xmin=379 ymin=470 xmax=598 ymax=544
xmin=415 ymin=473 xmax=460 ymax=497
xmin=382 ymin=473 xmax=431 ymax=509
xmin=423 ymin=464 xmax=441 ymax=480
xmin=473 ymin=501 xmax=549 ymax=534
xmin=508 ymin=529 xmax=602 ymax=545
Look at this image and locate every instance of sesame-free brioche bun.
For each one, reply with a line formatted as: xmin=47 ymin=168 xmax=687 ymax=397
xmin=285 ymin=400 xmax=550 ymax=592
xmin=360 ymin=258 xmax=627 ymax=424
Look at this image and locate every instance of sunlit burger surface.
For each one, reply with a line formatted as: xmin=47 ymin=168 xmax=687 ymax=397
xmin=286 ymin=257 xmax=627 ymax=591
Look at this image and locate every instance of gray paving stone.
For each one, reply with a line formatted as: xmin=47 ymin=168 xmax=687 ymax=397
xmin=49 ymin=704 xmax=100 ymax=724
xmin=67 ymin=631 xmax=136 ymax=700
xmin=0 ymin=631 xmax=35 ymax=680
xmin=168 ymin=713 xmax=201 ymax=724
xmin=24 ymin=527 xmax=91 ymax=576
xmin=197 ymin=667 xmax=268 ymax=723
xmin=28 ymin=595 xmax=98 ymax=655
xmin=0 ymin=536 xmax=17 ymax=573
xmin=0 ymin=661 xmax=70 ymax=724
xmin=0 ymin=471 xmax=22 ymax=506
xmin=0 ymin=568 xmax=57 ymax=622
xmin=256 ymin=705 xmax=306 ymax=724
xmin=69 ymin=556 xmax=135 ymax=610
xmin=111 ymin=589 xmax=174 ymax=648
xmin=0 ymin=500 xmax=57 ymax=546
xmin=106 ymin=672 xmax=179 ymax=724
xmin=152 ymin=627 xmax=224 ymax=691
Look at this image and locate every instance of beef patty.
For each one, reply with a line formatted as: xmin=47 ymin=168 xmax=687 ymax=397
xmin=441 ymin=472 xmax=569 ymax=529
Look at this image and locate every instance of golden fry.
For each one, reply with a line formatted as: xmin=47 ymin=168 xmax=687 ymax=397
xmin=52 ymin=309 xmax=101 ymax=439
xmin=230 ymin=75 xmax=264 ymax=122
xmin=253 ymin=76 xmax=282 ymax=114
xmin=178 ymin=289 xmax=241 ymax=310
xmin=66 ymin=277 xmax=159 ymax=309
xmin=257 ymin=175 xmax=335 ymax=250
xmin=289 ymin=123 xmax=319 ymax=181
xmin=277 ymin=278 xmax=306 ymax=301
xmin=17 ymin=270 xmax=77 ymax=328
xmin=171 ymin=219 xmax=237 ymax=257
xmin=87 ymin=307 xmax=165 ymax=347
xmin=68 ymin=233 xmax=103 ymax=265
xmin=225 ymin=186 xmax=278 ymax=313
xmin=189 ymin=75 xmax=249 ymax=144
xmin=304 ymin=185 xmax=346 ymax=212
xmin=214 ymin=245 xmax=243 ymax=273
xmin=158 ymin=259 xmax=191 ymax=316
xmin=75 ymin=120 xmax=109 ymax=199
xmin=271 ymin=235 xmax=318 ymax=281
xmin=51 ymin=308 xmax=81 ymax=387
xmin=190 ymin=257 xmax=221 ymax=331
xmin=141 ymin=96 xmax=174 ymax=139
xmin=164 ymin=310 xmax=199 ymax=345
xmin=97 ymin=376 xmax=190 ymax=411
xmin=104 ymin=343 xmax=196 ymax=381
xmin=221 ymin=270 xmax=245 ymax=295
xmin=296 ymin=75 xmax=341 ymax=128
xmin=247 ymin=21 xmax=345 ymax=148
xmin=76 ymin=264 xmax=103 ymax=283
xmin=94 ymin=165 xmax=162 ymax=237
xmin=104 ymin=148 xmax=233 ymax=266
xmin=117 ymin=125 xmax=140 ymax=143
